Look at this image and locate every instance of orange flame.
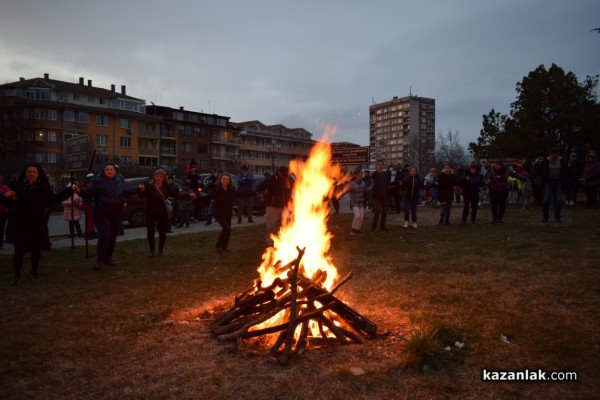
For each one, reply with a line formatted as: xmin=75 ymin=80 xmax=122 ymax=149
xmin=257 ymin=126 xmax=345 ymax=291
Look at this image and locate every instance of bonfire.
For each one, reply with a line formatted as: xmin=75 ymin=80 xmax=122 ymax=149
xmin=211 ymin=134 xmax=376 ymax=364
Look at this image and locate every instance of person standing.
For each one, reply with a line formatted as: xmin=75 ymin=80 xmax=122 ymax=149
xmin=400 ymin=167 xmax=423 ymax=228
xmin=487 ymin=160 xmax=526 ymax=223
xmin=75 ymin=163 xmax=140 ymax=270
xmin=460 ymin=163 xmax=486 ymax=223
xmin=342 ymin=170 xmax=370 ymax=235
xmin=176 ymin=180 xmax=194 ymax=228
xmin=423 ymin=168 xmax=437 ymax=207
xmin=206 ymin=173 xmax=235 ymax=252
xmin=369 ymin=160 xmax=390 ymax=231
xmin=0 ymin=175 xmax=10 ymax=249
xmin=388 ymin=163 xmax=401 ymax=214
xmin=564 ymin=152 xmax=580 ymax=206
xmin=138 ymin=169 xmax=196 ymax=257
xmin=580 ymin=151 xmax=600 ymax=208
xmin=235 ymin=165 xmax=255 ymax=223
xmin=203 ymin=169 xmax=219 ymax=225
xmin=1 ymin=163 xmax=75 ymax=284
xmin=61 ymin=188 xmax=84 ymax=238
xmin=186 ymin=166 xmax=204 ymax=222
xmin=435 ymin=165 xmax=457 ymax=225
xmin=532 ymin=149 xmax=567 ymax=223
xmin=257 ymin=166 xmax=293 ymax=246
xmin=165 ymin=175 xmax=180 ymax=232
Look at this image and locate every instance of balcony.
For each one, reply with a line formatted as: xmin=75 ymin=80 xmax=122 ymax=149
xmin=138 ymin=130 xmax=160 ymax=140
xmin=138 ymin=148 xmax=160 ymax=157
xmin=160 ymin=147 xmax=177 ymax=157
xmin=211 ymin=151 xmax=238 ymax=160
xmin=160 ymin=130 xmax=177 ymax=140
xmin=211 ymin=135 xmax=241 ymax=144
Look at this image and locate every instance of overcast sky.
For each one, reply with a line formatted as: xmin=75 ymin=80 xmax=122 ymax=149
xmin=1 ymin=0 xmax=598 ymax=147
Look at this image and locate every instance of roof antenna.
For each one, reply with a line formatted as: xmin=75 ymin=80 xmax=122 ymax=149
xmin=409 ymin=86 xmax=412 ymax=96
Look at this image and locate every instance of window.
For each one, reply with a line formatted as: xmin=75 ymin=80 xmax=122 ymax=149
xmin=48 ymin=110 xmax=57 ymax=120
xmin=182 ymin=142 xmax=192 ymax=153
xmin=139 ymin=156 xmax=159 ymax=167
xmin=48 ymin=131 xmax=57 ymax=141
xmin=35 ymin=153 xmax=46 ymax=163
xmin=73 ymin=94 xmax=81 ymax=101
xmin=47 ymin=153 xmax=57 ymax=164
xmin=35 ymin=109 xmax=45 ymax=119
xmin=59 ymin=93 xmax=68 ymax=102
xmin=36 ymin=131 xmax=46 ymax=141
xmin=97 ymin=135 xmax=108 ymax=147
xmin=120 ymin=118 xmax=131 ymax=129
xmin=88 ymin=96 xmax=95 ymax=103
xmin=63 ymin=111 xmax=89 ymax=123
xmin=182 ymin=126 xmax=192 ymax=136
xmin=119 ymin=137 xmax=131 ymax=148
xmin=96 ymin=115 xmax=108 ymax=126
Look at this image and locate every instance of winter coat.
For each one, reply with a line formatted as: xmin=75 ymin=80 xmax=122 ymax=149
xmin=207 ymin=185 xmax=235 ymax=220
xmin=0 ymin=176 xmax=10 ymax=214
xmin=370 ymin=170 xmax=391 ymax=198
xmin=488 ymin=166 xmax=523 ymax=192
xmin=435 ymin=173 xmax=457 ymax=203
xmin=235 ymin=173 xmax=256 ymax=197
xmin=401 ymin=174 xmax=424 ymax=199
xmin=347 ymin=180 xmax=369 ymax=208
xmin=257 ymin=174 xmax=292 ymax=208
xmin=139 ymin=182 xmax=185 ymax=217
xmin=1 ymin=179 xmax=73 ymax=251
xmin=61 ymin=192 xmax=83 ymax=221
xmin=581 ymin=153 xmax=600 ymax=186
xmin=460 ymin=170 xmax=486 ymax=199
xmin=78 ymin=174 xmax=138 ymax=218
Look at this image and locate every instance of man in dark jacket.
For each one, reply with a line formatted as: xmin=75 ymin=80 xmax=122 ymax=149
xmin=257 ymin=166 xmax=293 ymax=246
xmin=532 ymin=149 xmax=568 ymax=223
xmin=370 ymin=160 xmax=391 ymax=231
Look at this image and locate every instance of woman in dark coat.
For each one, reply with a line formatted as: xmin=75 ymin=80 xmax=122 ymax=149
xmin=1 ymin=163 xmax=74 ymax=284
xmin=138 ymin=168 xmax=196 ymax=256
xmin=460 ymin=163 xmax=486 ymax=223
xmin=435 ymin=164 xmax=457 ymax=224
xmin=207 ymin=173 xmax=235 ymax=252
xmin=75 ymin=163 xmax=140 ymax=270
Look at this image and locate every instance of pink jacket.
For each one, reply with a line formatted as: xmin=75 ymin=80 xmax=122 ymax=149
xmin=61 ymin=193 xmax=83 ymax=221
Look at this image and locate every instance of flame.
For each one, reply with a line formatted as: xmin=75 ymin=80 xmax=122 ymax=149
xmin=257 ymin=127 xmax=344 ymax=291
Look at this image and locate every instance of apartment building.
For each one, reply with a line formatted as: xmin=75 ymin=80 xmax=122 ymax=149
xmin=369 ymin=95 xmax=436 ymax=170
xmin=145 ymin=105 xmax=232 ymax=174
xmin=0 ymin=74 xmax=159 ymax=177
xmin=230 ymin=121 xmax=314 ymax=174
xmin=0 ymin=74 xmax=316 ymax=180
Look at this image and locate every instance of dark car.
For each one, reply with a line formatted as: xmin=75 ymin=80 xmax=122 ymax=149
xmin=121 ymin=177 xmax=211 ymax=227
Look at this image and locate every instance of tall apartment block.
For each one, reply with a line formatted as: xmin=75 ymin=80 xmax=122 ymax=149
xmin=369 ymin=95 xmax=435 ymax=170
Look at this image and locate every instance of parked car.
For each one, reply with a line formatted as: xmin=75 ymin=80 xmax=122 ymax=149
xmin=121 ymin=177 xmax=211 ymax=227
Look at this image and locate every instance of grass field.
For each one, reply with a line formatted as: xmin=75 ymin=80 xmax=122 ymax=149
xmin=1 ymin=203 xmax=599 ymax=400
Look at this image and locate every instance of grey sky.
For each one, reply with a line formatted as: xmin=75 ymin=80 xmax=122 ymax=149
xmin=1 ymin=0 xmax=598 ymax=147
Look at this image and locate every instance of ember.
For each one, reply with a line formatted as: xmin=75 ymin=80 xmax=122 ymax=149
xmin=211 ymin=133 xmax=377 ymax=364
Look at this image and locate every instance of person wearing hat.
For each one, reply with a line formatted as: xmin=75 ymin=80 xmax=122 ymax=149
xmin=485 ymin=160 xmax=526 ymax=223
xmin=531 ymin=149 xmax=568 ymax=223
xmin=235 ymin=165 xmax=256 ymax=223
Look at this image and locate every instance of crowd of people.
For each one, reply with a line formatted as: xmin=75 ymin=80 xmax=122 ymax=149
xmin=1 ymin=149 xmax=599 ymax=285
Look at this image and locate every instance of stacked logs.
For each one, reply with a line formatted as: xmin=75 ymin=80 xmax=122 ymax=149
xmin=211 ymin=247 xmax=377 ymax=364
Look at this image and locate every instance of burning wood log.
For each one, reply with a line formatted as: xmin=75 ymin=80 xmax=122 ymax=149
xmin=211 ymin=247 xmax=377 ymax=364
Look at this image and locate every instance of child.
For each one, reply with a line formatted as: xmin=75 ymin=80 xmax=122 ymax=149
xmin=61 ymin=188 xmax=83 ymax=238
xmin=343 ymin=170 xmax=370 ymax=235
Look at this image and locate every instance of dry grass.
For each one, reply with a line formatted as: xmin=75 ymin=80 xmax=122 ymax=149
xmin=1 ymin=204 xmax=599 ymax=399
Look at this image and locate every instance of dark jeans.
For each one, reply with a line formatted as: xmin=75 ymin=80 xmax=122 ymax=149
xmin=146 ymin=213 xmax=169 ymax=252
xmin=68 ymin=220 xmax=83 ymax=235
xmin=13 ymin=248 xmax=41 ymax=279
xmin=490 ymin=190 xmax=508 ymax=222
xmin=462 ymin=194 xmax=480 ymax=222
xmin=402 ymin=196 xmax=419 ymax=222
xmin=93 ymin=211 xmax=121 ymax=264
xmin=215 ymin=216 xmax=231 ymax=250
xmin=371 ymin=195 xmax=388 ymax=229
xmin=390 ymin=187 xmax=401 ymax=213
xmin=543 ymin=182 xmax=562 ymax=221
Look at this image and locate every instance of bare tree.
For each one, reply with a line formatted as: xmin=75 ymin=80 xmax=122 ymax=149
xmin=435 ymin=129 xmax=470 ymax=169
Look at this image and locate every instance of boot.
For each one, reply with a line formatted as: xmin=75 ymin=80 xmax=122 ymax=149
xmin=380 ymin=213 xmax=388 ymax=231
xmin=371 ymin=212 xmax=380 ymax=231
